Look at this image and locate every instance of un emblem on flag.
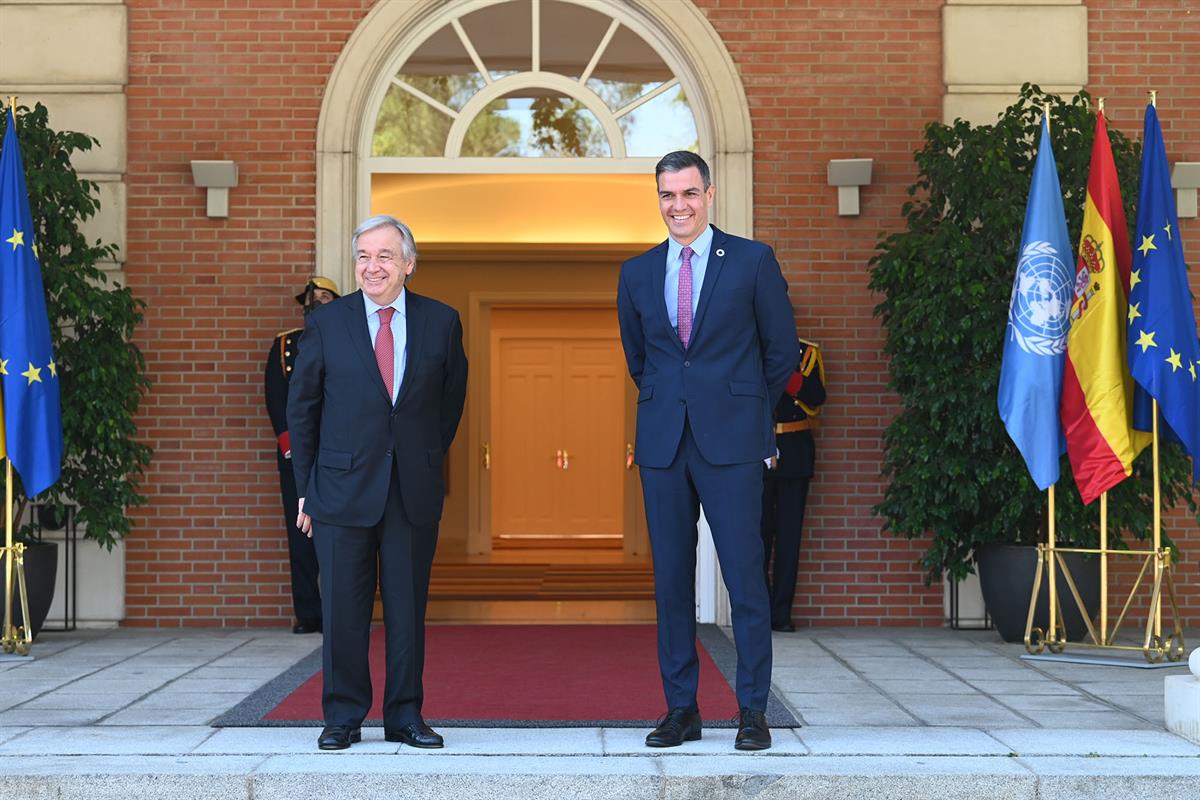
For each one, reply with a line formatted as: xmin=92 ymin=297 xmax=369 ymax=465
xmin=1008 ymin=240 xmax=1070 ymax=356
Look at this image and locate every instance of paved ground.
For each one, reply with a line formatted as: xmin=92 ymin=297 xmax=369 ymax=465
xmin=1 ymin=625 xmax=1198 ymax=799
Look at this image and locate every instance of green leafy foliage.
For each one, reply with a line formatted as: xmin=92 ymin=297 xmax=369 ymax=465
xmin=1 ymin=103 xmax=151 ymax=549
xmin=868 ymin=84 xmax=1197 ymax=585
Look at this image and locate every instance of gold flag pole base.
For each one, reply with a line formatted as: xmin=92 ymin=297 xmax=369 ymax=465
xmin=1023 ymin=543 xmax=1185 ymax=664
xmin=0 ymin=542 xmax=33 ymax=657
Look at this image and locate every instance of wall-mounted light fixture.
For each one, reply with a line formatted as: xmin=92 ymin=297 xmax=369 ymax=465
xmin=190 ymin=160 xmax=239 ymax=218
xmin=1172 ymin=163 xmax=1200 ymax=219
xmin=827 ymin=158 xmax=873 ymax=216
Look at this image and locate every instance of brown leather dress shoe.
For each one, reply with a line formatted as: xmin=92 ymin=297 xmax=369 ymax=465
xmin=645 ymin=708 xmax=702 ymax=747
xmin=385 ymin=721 xmax=444 ymax=749
xmin=734 ymin=708 xmax=771 ymax=751
xmin=317 ymin=724 xmax=361 ymax=750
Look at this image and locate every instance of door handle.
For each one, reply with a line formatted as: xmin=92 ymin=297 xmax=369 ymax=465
xmin=556 ymin=449 xmax=563 ymax=470
xmin=562 ymin=449 xmax=569 ymax=470
xmin=626 ymin=443 xmax=634 ymax=470
xmin=482 ymin=443 xmax=490 ymax=470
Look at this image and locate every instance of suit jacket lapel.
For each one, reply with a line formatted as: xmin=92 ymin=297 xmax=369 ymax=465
xmin=647 ymin=241 xmax=681 ymax=352
xmin=690 ymin=226 xmax=728 ymax=346
xmin=394 ymin=291 xmax=426 ymax=408
xmin=343 ymin=290 xmax=392 ymax=403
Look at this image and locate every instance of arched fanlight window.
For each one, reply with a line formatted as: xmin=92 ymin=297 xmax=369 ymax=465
xmin=369 ymin=0 xmax=699 ymax=160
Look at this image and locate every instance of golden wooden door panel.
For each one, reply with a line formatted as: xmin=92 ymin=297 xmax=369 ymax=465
xmin=561 ymin=340 xmax=625 ymax=535
xmin=489 ymin=307 xmax=626 ymax=541
xmin=492 ymin=339 xmax=561 ymax=535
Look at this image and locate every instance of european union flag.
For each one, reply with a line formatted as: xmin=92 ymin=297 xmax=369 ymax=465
xmin=1127 ymin=103 xmax=1200 ymax=479
xmin=0 ymin=107 xmax=63 ymax=496
xmin=998 ymin=116 xmax=1073 ymax=489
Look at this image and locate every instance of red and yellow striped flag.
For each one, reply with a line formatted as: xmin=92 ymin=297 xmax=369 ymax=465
xmin=1060 ymin=112 xmax=1150 ymax=504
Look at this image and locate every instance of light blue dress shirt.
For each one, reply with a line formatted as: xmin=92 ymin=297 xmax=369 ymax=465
xmin=664 ymin=225 xmax=715 ymax=334
xmin=363 ymin=289 xmax=408 ymax=404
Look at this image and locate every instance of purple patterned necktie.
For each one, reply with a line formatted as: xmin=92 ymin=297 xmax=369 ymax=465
xmin=678 ymin=245 xmax=694 ymax=348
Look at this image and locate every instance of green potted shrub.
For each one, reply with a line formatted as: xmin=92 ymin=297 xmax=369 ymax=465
xmin=1 ymin=104 xmax=151 ymax=638
xmin=868 ymin=84 xmax=1197 ymax=641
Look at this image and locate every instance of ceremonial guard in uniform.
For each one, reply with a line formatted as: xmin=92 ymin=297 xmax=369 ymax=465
xmin=761 ymin=339 xmax=826 ymax=632
xmin=265 ymin=276 xmax=340 ymax=633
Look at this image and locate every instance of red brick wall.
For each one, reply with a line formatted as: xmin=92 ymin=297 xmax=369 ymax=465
xmin=698 ymin=0 xmax=947 ymax=625
xmin=124 ymin=1 xmax=375 ymax=626
xmin=121 ymin=0 xmax=1200 ymax=627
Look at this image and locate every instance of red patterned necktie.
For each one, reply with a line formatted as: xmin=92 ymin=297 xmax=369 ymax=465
xmin=678 ymin=245 xmax=694 ymax=348
xmin=375 ymin=306 xmax=395 ymax=398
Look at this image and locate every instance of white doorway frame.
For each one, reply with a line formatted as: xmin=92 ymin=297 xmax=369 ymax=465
xmin=316 ymin=0 xmax=753 ymax=625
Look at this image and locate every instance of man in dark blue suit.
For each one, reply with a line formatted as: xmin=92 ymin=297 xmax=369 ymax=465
xmin=287 ymin=215 xmax=468 ymax=751
xmin=617 ymin=152 xmax=799 ymax=751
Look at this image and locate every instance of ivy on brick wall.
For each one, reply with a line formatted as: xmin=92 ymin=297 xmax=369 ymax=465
xmin=868 ymin=84 xmax=1197 ymax=585
xmin=1 ymin=104 xmax=151 ymax=550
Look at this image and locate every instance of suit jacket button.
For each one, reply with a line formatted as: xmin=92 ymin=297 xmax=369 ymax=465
xmin=678 ymin=399 xmax=686 ymax=405
xmin=684 ymin=360 xmax=690 ymax=367
xmin=385 ymin=449 xmax=393 ymax=457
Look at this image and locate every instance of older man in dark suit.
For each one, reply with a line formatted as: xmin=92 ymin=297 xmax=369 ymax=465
xmin=288 ymin=215 xmax=467 ymax=751
xmin=617 ymin=151 xmax=799 ymax=751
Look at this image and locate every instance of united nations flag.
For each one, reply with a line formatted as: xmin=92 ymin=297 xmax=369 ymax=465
xmin=1127 ymin=103 xmax=1200 ymax=479
xmin=0 ymin=106 xmax=63 ymax=496
xmin=998 ymin=114 xmax=1072 ymax=490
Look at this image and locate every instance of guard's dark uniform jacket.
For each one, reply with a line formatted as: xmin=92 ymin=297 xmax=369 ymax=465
xmin=761 ymin=340 xmax=826 ymax=630
xmin=265 ymin=327 xmax=322 ymax=630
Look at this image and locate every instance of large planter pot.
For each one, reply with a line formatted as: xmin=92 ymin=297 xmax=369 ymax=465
xmin=11 ymin=540 xmax=58 ymax=640
xmin=976 ymin=543 xmax=1100 ymax=643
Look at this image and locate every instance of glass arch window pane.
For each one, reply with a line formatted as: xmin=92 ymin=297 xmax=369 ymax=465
xmin=540 ymin=0 xmax=612 ymax=80
xmin=462 ymin=92 xmax=612 ymax=157
xmin=621 ymin=85 xmax=699 ymax=157
xmin=584 ymin=25 xmax=671 ymax=112
xmin=373 ymin=84 xmax=453 ymax=157
xmin=393 ymin=25 xmax=484 ymax=110
xmin=458 ymin=0 xmax=533 ymax=81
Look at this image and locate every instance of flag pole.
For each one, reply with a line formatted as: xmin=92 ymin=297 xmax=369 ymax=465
xmin=1149 ymin=89 xmax=1163 ymax=640
xmin=1043 ymin=100 xmax=1058 ymax=648
xmin=1 ymin=96 xmax=12 ymax=651
xmin=3 ymin=461 xmax=10 ymax=648
xmin=1048 ymin=484 xmax=1058 ymax=646
xmin=1099 ymin=491 xmax=1108 ymax=645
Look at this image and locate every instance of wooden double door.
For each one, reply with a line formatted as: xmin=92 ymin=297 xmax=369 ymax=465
xmin=488 ymin=306 xmax=639 ymax=549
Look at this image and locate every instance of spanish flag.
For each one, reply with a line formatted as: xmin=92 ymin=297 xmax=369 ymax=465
xmin=1060 ymin=111 xmax=1149 ymax=504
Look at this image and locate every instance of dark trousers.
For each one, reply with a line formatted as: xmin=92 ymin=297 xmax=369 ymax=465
xmin=761 ymin=474 xmax=811 ymax=628
xmin=277 ymin=460 xmax=322 ymax=627
xmin=312 ymin=464 xmax=439 ymax=729
xmin=638 ymin=419 xmax=773 ymax=712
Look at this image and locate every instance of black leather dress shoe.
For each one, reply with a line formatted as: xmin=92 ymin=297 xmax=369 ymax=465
xmin=385 ymin=722 xmax=444 ymax=749
xmin=317 ymin=725 xmax=361 ymax=750
xmin=771 ymin=622 xmax=796 ymax=633
xmin=293 ymin=622 xmax=322 ymax=634
xmin=645 ymin=707 xmax=702 ymax=747
xmin=734 ymin=708 xmax=771 ymax=751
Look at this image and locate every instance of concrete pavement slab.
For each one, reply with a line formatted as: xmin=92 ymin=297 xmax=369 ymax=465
xmin=601 ymin=725 xmax=806 ymax=755
xmin=0 ymin=724 xmax=216 ymax=755
xmin=797 ymin=726 xmax=1010 ymax=756
xmin=1019 ymin=756 xmax=1200 ymax=800
xmin=991 ymin=728 xmax=1200 ymax=756
xmin=658 ymin=755 xmax=1037 ymax=800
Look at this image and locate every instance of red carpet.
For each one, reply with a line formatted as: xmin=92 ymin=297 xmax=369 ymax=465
xmin=265 ymin=624 xmax=740 ymax=724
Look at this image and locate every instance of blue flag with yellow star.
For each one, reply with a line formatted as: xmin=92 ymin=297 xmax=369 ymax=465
xmin=0 ymin=107 xmax=63 ymax=496
xmin=1127 ymin=103 xmax=1200 ymax=480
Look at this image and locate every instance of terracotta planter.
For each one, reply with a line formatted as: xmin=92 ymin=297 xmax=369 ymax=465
xmin=976 ymin=543 xmax=1100 ymax=643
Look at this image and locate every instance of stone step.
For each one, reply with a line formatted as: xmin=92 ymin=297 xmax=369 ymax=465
xmin=8 ymin=753 xmax=1200 ymax=800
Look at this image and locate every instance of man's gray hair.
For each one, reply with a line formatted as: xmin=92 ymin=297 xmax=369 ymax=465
xmin=655 ymin=151 xmax=711 ymax=190
xmin=351 ymin=215 xmax=418 ymax=265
